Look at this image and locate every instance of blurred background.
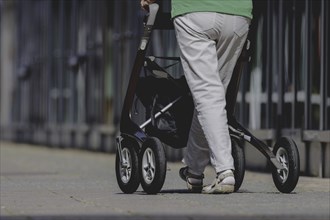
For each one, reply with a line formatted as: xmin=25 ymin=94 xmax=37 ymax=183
xmin=0 ymin=0 xmax=329 ymax=177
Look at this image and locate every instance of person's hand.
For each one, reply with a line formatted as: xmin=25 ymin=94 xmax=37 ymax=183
xmin=140 ymin=0 xmax=156 ymax=11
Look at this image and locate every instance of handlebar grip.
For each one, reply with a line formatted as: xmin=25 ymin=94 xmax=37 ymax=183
xmin=146 ymin=3 xmax=159 ymax=26
xmin=139 ymin=4 xmax=162 ymax=50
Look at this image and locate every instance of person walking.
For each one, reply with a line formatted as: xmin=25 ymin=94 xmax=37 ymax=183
xmin=141 ymin=0 xmax=252 ymax=194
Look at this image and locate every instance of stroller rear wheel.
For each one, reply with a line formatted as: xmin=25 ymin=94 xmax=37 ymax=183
xmin=271 ymin=137 xmax=300 ymax=193
xmin=231 ymin=137 xmax=245 ymax=192
xmin=115 ymin=139 xmax=140 ymax=194
xmin=139 ymin=137 xmax=167 ymax=194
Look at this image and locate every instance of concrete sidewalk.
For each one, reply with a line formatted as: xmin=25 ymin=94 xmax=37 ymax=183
xmin=1 ymin=141 xmax=329 ymax=220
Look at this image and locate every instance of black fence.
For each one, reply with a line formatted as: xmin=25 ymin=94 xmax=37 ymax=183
xmin=0 ymin=0 xmax=329 ymax=177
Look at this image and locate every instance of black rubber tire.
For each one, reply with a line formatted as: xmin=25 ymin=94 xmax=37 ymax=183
xmin=231 ymin=137 xmax=245 ymax=192
xmin=115 ymin=139 xmax=140 ymax=194
xmin=139 ymin=137 xmax=167 ymax=194
xmin=271 ymin=137 xmax=300 ymax=193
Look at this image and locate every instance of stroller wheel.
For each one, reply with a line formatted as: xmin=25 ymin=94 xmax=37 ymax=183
xmin=115 ymin=139 xmax=140 ymax=194
xmin=231 ymin=137 xmax=245 ymax=192
xmin=139 ymin=137 xmax=167 ymax=194
xmin=271 ymin=137 xmax=300 ymax=193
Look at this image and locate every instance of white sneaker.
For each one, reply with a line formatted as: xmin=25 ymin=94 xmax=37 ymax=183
xmin=202 ymin=170 xmax=235 ymax=194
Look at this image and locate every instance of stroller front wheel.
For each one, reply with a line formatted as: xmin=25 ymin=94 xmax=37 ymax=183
xmin=115 ymin=139 xmax=140 ymax=194
xmin=271 ymin=137 xmax=300 ymax=193
xmin=139 ymin=137 xmax=167 ymax=194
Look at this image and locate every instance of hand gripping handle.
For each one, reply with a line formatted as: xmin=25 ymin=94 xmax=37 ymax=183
xmin=140 ymin=3 xmax=159 ymax=50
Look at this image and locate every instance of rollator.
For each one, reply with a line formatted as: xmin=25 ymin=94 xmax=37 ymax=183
xmin=115 ymin=4 xmax=300 ymax=194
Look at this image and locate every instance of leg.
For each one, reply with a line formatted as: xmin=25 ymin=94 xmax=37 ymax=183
xmin=174 ymin=13 xmax=250 ymax=175
xmin=184 ymin=109 xmax=210 ymax=176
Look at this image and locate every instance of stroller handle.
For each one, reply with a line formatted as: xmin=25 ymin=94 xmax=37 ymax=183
xmin=146 ymin=3 xmax=159 ymax=26
xmin=144 ymin=3 xmax=174 ymax=30
xmin=140 ymin=3 xmax=159 ymax=50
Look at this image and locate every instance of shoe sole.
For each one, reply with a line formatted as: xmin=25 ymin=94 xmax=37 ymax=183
xmin=202 ymin=185 xmax=234 ymax=194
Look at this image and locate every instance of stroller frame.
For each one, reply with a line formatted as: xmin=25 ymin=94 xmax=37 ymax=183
xmin=116 ymin=4 xmax=300 ymax=194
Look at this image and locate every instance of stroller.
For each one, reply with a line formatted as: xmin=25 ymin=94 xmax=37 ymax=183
xmin=115 ymin=4 xmax=300 ymax=194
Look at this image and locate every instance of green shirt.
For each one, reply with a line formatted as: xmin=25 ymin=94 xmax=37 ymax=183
xmin=171 ymin=0 xmax=253 ymax=19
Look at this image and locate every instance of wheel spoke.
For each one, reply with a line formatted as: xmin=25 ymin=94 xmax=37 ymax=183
xmin=147 ymin=151 xmax=152 ymax=165
xmin=122 ymin=150 xmax=129 ymax=167
xmin=125 ymin=169 xmax=129 ymax=180
xmin=120 ymin=148 xmax=132 ymax=183
xmin=142 ymin=148 xmax=156 ymax=184
xmin=143 ymin=165 xmax=149 ymax=172
xmin=280 ymin=155 xmax=287 ymax=165
xmin=276 ymin=147 xmax=290 ymax=183
xmin=150 ymin=167 xmax=155 ymax=177
xmin=149 ymin=156 xmax=155 ymax=170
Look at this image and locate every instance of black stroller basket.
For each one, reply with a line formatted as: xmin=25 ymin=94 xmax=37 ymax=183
xmin=136 ymin=74 xmax=194 ymax=148
xmin=115 ymin=4 xmax=300 ymax=195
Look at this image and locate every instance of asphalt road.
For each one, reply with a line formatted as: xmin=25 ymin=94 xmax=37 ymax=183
xmin=1 ymin=141 xmax=329 ymax=220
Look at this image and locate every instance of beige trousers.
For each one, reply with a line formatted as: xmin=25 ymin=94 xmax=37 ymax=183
xmin=174 ymin=12 xmax=250 ymax=175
